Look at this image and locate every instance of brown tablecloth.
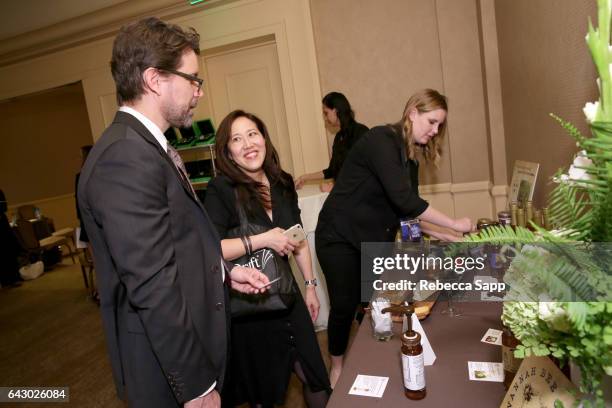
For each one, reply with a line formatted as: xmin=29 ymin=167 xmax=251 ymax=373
xmin=328 ymin=302 xmax=506 ymax=407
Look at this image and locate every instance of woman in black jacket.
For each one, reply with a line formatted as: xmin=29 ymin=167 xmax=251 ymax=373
xmin=295 ymin=92 xmax=368 ymax=192
xmin=315 ymin=89 xmax=473 ymax=387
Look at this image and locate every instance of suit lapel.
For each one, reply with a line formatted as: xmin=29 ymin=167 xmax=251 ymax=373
xmin=113 ymin=112 xmax=204 ymax=209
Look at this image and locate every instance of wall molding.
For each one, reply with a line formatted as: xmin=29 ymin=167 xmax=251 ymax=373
xmin=419 ymin=182 xmax=452 ymax=194
xmin=0 ymin=0 xmax=242 ymax=67
xmin=420 ymin=180 xmax=509 ymax=220
xmin=7 ymin=193 xmax=75 ymax=209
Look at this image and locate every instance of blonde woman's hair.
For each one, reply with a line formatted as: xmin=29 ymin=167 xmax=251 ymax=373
xmin=393 ymin=88 xmax=447 ymax=167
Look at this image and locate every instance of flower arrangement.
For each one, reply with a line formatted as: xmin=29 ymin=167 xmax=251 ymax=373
xmin=463 ymin=0 xmax=612 ymax=405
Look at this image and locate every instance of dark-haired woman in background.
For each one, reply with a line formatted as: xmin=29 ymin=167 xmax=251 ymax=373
xmin=295 ymin=92 xmax=368 ymax=192
xmin=204 ymin=110 xmax=330 ymax=407
xmin=315 ymin=89 xmax=474 ymax=387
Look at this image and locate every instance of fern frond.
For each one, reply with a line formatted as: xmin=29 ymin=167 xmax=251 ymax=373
xmin=462 ymin=225 xmax=539 ymax=244
xmin=550 ymin=113 xmax=587 ymax=145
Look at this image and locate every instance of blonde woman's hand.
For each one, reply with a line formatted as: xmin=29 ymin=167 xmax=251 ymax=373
xmin=452 ymin=217 xmax=474 ymax=233
xmin=261 ymin=228 xmax=296 ymax=256
xmin=304 ymin=287 xmax=319 ymax=322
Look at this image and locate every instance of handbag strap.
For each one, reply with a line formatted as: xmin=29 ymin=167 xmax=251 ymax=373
xmin=234 ymin=188 xmax=249 ymax=237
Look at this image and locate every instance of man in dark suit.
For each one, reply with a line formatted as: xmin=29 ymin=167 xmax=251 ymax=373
xmin=78 ymin=18 xmax=269 ymax=408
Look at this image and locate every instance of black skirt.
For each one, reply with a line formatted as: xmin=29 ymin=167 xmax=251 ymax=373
xmin=222 ymin=286 xmax=330 ymax=406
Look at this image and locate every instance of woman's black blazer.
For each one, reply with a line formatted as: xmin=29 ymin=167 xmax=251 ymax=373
xmin=316 ymin=125 xmax=429 ymax=249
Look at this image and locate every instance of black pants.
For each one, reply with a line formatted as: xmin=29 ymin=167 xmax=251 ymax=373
xmin=315 ymin=238 xmax=361 ymax=356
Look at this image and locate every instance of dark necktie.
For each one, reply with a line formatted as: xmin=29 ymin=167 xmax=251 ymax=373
xmin=167 ymin=145 xmax=197 ymax=198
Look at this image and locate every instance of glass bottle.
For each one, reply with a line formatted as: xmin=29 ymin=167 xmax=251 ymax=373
xmin=510 ymin=202 xmax=518 ymax=227
xmin=533 ymin=209 xmax=542 ymax=228
xmin=525 ymin=201 xmax=534 ymax=227
xmin=381 ymin=303 xmax=426 ymax=400
xmin=401 ymin=330 xmax=426 ymax=400
xmin=497 ymin=211 xmax=512 ymax=227
xmin=516 ymin=208 xmax=526 ymax=228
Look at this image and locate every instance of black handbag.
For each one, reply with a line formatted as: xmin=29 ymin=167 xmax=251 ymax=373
xmin=227 ymin=194 xmax=296 ymax=317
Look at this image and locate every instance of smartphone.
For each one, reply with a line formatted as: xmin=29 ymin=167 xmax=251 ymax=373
xmin=283 ymin=224 xmax=307 ymax=243
xmin=261 ymin=276 xmax=282 ymax=288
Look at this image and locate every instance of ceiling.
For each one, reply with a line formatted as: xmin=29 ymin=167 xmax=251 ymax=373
xmin=0 ymin=0 xmax=127 ymax=41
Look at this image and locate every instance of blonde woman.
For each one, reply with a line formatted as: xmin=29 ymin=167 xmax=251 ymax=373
xmin=315 ymin=89 xmax=473 ymax=387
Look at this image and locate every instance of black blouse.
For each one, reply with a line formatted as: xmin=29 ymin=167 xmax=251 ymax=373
xmin=204 ymin=174 xmax=302 ymax=239
xmin=316 ymin=125 xmax=429 ymax=248
xmin=322 ymin=120 xmax=369 ymax=180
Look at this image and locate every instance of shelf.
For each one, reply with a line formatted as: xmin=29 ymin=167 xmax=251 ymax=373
xmin=174 ymin=141 xmax=215 ymax=152
xmin=190 ymin=176 xmax=212 ymax=190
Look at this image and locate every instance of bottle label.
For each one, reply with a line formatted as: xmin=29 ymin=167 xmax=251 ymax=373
xmin=402 ymin=353 xmax=425 ymax=390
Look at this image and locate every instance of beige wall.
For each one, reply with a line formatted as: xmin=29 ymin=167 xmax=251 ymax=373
xmin=0 ymin=82 xmax=93 ymax=228
xmin=1 ymin=0 xmax=600 ymax=223
xmin=0 ymin=0 xmax=327 ymax=226
xmin=495 ymin=0 xmax=598 ymax=207
xmin=309 ymin=0 xmax=491 ymax=188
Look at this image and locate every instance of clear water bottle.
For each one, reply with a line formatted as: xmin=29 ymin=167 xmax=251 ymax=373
xmin=34 ymin=207 xmax=41 ymax=220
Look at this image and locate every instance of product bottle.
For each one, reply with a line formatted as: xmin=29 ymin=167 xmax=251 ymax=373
xmin=533 ymin=209 xmax=542 ymax=228
xmin=510 ymin=202 xmax=518 ymax=227
xmin=516 ymin=208 xmax=526 ymax=228
xmin=400 ymin=218 xmax=422 ymax=242
xmin=501 ymin=325 xmax=521 ymax=389
xmin=382 ymin=303 xmax=426 ymax=400
xmin=401 ymin=330 xmax=426 ymax=399
xmin=525 ymin=201 xmax=534 ymax=229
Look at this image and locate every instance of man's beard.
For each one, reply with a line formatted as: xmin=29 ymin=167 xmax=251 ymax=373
xmin=163 ymin=99 xmax=196 ymax=128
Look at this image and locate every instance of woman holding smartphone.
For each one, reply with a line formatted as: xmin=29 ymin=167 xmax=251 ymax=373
xmin=204 ymin=110 xmax=330 ymax=407
xmin=315 ymin=89 xmax=474 ymax=387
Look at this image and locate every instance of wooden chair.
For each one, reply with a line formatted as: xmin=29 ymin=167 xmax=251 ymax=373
xmin=75 ymin=227 xmax=96 ymax=300
xmin=52 ymin=227 xmax=77 ymax=263
xmin=17 ymin=204 xmax=37 ymax=220
xmin=14 ymin=220 xmax=75 ymax=265
xmin=78 ymin=250 xmax=95 ymax=297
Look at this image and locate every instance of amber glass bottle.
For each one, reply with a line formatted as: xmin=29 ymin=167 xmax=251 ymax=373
xmin=401 ymin=331 xmax=426 ymax=400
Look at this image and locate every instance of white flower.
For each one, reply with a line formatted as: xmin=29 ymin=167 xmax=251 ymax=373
xmin=554 ymin=151 xmax=594 ymax=186
xmin=568 ymin=150 xmax=594 ymax=183
xmin=583 ymin=101 xmax=599 ymax=123
xmin=538 ymin=302 xmax=571 ymax=332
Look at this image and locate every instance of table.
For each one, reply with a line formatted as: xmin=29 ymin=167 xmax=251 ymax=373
xmin=292 ymin=184 xmax=331 ymax=330
xmin=329 ymin=302 xmax=506 ymax=407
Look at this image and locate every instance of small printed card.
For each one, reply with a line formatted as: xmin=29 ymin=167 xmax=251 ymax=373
xmin=468 ymin=361 xmax=504 ymax=382
xmin=481 ymin=328 xmax=503 ymax=346
xmin=348 ymin=374 xmax=389 ymax=398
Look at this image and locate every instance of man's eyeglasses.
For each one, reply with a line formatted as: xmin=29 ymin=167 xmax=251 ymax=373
xmin=157 ymin=68 xmax=204 ymax=91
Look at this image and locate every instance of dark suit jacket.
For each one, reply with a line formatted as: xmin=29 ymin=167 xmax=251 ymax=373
xmin=78 ymin=111 xmax=228 ymax=407
xmin=316 ymin=125 xmax=429 ymax=249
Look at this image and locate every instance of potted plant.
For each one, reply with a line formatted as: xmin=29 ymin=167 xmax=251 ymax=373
xmin=464 ymin=1 xmax=612 ymax=405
